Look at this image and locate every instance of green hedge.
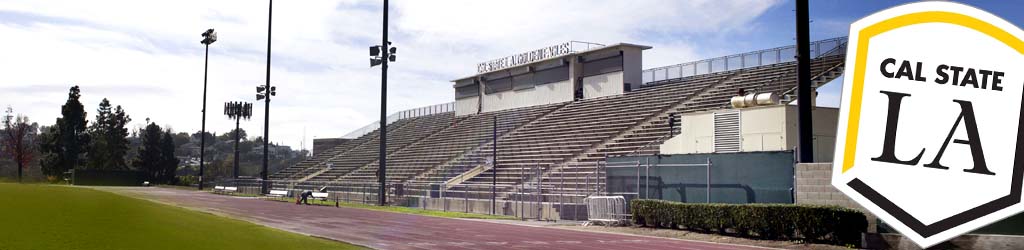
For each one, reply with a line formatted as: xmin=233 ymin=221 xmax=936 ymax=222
xmin=631 ymin=199 xmax=866 ymax=246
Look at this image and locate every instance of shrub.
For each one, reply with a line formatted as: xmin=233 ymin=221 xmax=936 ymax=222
xmin=630 ymin=199 xmax=866 ymax=247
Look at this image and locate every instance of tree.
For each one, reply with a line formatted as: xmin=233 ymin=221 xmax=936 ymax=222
xmin=38 ymin=126 xmax=63 ymax=178
xmin=159 ymin=130 xmax=180 ymax=184
xmin=132 ymin=122 xmax=163 ymax=183
xmin=86 ymin=98 xmax=131 ymax=170
xmin=191 ymin=131 xmax=216 ymax=145
xmin=216 ymin=128 xmax=246 ymax=142
xmin=2 ymin=107 xmax=36 ymax=182
xmin=39 ymin=86 xmax=89 ymax=179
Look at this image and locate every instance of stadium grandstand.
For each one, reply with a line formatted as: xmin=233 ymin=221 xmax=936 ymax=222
xmin=265 ymin=37 xmax=848 ymax=216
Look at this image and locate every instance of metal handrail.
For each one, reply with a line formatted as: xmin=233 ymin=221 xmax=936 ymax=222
xmin=342 ymin=102 xmax=455 ymax=139
xmin=642 ymin=36 xmax=847 ymax=85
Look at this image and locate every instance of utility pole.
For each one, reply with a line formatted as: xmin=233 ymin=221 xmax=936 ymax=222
xmin=796 ymin=0 xmax=814 ymax=163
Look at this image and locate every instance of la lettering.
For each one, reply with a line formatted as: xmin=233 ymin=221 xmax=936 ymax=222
xmin=870 ymin=90 xmax=996 ymax=175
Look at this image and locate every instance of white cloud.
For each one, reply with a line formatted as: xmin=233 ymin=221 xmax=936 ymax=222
xmin=0 ymin=0 xmax=782 ymax=152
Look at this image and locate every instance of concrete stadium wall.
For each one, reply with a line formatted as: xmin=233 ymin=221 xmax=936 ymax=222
xmin=795 ymin=163 xmax=1024 ymax=249
xmin=794 ymin=163 xmax=873 ymax=223
xmin=582 ymin=71 xmax=624 ymax=99
xmin=622 ymin=46 xmax=643 ymax=91
xmin=480 ymin=80 xmax=573 ymax=113
xmin=455 ymin=96 xmax=479 ymax=116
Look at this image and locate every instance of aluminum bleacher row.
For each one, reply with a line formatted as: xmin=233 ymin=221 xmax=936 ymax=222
xmin=534 ymin=54 xmax=846 ymax=202
xmin=305 ymin=113 xmax=455 ymax=183
xmin=270 ymin=55 xmax=846 ymax=202
xmin=343 ymin=104 xmax=563 ymax=184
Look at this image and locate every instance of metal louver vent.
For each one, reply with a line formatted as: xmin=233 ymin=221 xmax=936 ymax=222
xmin=714 ymin=111 xmax=741 ymax=153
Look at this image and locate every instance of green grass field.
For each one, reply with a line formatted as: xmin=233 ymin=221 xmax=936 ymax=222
xmin=0 ymin=183 xmax=365 ymax=250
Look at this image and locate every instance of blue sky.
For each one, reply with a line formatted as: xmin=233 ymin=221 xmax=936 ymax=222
xmin=1 ymin=0 xmax=1022 ymax=150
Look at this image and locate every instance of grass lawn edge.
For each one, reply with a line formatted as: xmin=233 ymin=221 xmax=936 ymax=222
xmin=85 ymin=186 xmax=371 ymax=250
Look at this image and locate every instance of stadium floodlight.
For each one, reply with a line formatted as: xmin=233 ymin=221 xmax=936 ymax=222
xmin=201 ymin=29 xmax=217 ymax=45
xmin=198 ymin=27 xmax=218 ymax=191
xmin=256 ymin=85 xmax=276 ymax=100
xmin=224 ymin=101 xmax=253 ymax=179
xmin=370 ymin=42 xmax=396 ymax=67
xmin=370 ymin=46 xmax=381 ymax=57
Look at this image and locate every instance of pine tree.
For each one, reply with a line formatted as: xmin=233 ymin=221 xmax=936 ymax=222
xmin=39 ymin=86 xmax=89 ymax=178
xmin=86 ymin=99 xmax=131 ymax=170
xmin=132 ymin=122 xmax=162 ymax=182
xmin=159 ymin=130 xmax=179 ymax=184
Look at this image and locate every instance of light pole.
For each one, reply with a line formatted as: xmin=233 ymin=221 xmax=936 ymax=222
xmin=795 ymin=0 xmax=813 ymax=162
xmin=257 ymin=0 xmax=275 ymax=195
xmin=199 ymin=28 xmax=217 ymax=190
xmin=224 ymin=102 xmax=252 ymax=180
xmin=369 ymin=0 xmax=397 ymax=206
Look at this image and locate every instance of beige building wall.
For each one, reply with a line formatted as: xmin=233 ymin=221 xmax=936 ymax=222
xmin=660 ymin=105 xmax=838 ymax=158
xmin=582 ymin=71 xmax=624 ymax=99
xmin=622 ymin=46 xmax=644 ymax=90
xmin=455 ymin=97 xmax=479 ymax=116
xmin=480 ymin=80 xmax=573 ymax=113
xmin=661 ymin=111 xmax=715 ymax=154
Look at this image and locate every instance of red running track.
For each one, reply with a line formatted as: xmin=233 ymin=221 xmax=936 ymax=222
xmin=109 ymin=187 xmax=774 ymax=250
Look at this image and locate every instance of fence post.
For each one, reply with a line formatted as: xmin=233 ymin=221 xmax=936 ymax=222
xmin=706 ymin=157 xmax=712 ymax=203
xmin=559 ymin=170 xmax=564 ymax=221
xmin=536 ymin=165 xmax=541 ymax=221
xmin=635 ymin=161 xmax=641 ymax=201
xmin=645 ymin=159 xmax=650 ymax=199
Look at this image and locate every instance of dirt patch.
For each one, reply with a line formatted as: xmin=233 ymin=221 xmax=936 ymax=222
xmin=548 ymin=225 xmax=858 ymax=250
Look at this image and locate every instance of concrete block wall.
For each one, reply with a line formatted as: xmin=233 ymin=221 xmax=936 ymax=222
xmin=794 ymin=162 xmax=877 ymax=233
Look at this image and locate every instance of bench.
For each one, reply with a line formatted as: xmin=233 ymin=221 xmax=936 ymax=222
xmin=311 ymin=192 xmax=329 ymax=201
xmin=214 ymin=186 xmax=238 ymax=194
xmin=267 ymin=190 xmax=289 ymax=199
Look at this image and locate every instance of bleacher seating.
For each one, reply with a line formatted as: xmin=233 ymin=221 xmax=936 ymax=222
xmin=269 ymin=128 xmax=381 ymax=180
xmin=536 ymin=55 xmax=846 ymax=200
xmin=341 ymin=103 xmax=564 ymax=184
xmin=435 ymin=71 xmax=735 ymax=197
xmin=269 ymin=53 xmax=846 ymax=203
xmin=303 ymin=112 xmax=456 ymax=183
